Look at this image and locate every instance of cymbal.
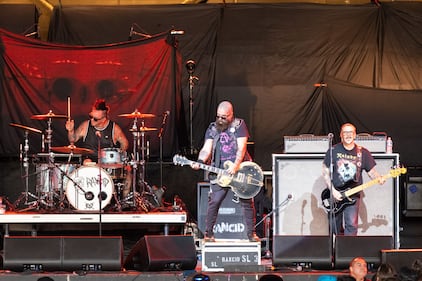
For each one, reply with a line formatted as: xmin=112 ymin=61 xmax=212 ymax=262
xmin=10 ymin=123 xmax=42 ymax=134
xmin=118 ymin=111 xmax=155 ymax=119
xmin=31 ymin=110 xmax=68 ymax=120
xmin=130 ymin=127 xmax=158 ymax=132
xmin=51 ymin=145 xmax=94 ymax=155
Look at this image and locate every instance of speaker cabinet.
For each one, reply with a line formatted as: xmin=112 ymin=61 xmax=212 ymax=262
xmin=3 ymin=236 xmax=122 ymax=272
xmin=197 ymin=182 xmax=248 ymax=239
xmin=3 ymin=236 xmax=62 ymax=272
xmin=124 ymin=235 xmax=197 ymax=271
xmin=335 ymin=236 xmax=393 ymax=269
xmin=272 ymin=154 xmax=400 ymax=247
xmin=272 ymin=235 xmax=332 ymax=270
xmin=62 ymin=236 xmax=123 ymax=271
xmin=381 ymin=249 xmax=422 ymax=271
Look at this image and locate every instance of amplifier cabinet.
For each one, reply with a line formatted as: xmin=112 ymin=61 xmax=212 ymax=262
xmin=272 ymin=153 xmax=400 ymax=248
xmin=197 ymin=182 xmax=248 ymax=239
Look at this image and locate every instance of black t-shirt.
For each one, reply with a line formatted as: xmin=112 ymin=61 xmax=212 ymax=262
xmin=323 ymin=143 xmax=376 ymax=191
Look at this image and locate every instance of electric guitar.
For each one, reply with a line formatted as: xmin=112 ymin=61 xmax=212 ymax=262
xmin=321 ymin=166 xmax=406 ymax=214
xmin=172 ymin=154 xmax=264 ymax=199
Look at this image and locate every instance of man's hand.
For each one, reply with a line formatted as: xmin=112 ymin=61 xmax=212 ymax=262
xmin=65 ymin=120 xmax=74 ymax=132
xmin=332 ymin=188 xmax=343 ymax=201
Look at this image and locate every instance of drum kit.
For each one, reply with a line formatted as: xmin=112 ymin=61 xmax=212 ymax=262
xmin=10 ymin=108 xmax=164 ymax=213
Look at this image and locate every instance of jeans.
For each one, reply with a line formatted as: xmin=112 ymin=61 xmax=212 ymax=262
xmin=205 ymin=183 xmax=256 ymax=237
xmin=331 ymin=196 xmax=360 ymax=235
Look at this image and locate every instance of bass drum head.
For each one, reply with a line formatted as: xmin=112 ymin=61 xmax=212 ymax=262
xmin=65 ymin=166 xmax=114 ymax=211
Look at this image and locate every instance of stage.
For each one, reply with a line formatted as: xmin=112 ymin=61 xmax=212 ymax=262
xmin=0 ymin=211 xmax=187 ymax=236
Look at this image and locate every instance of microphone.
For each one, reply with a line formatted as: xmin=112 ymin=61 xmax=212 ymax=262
xmin=162 ymin=110 xmax=170 ymax=122
xmin=170 ymin=30 xmax=185 ymax=35
xmin=158 ymin=111 xmax=170 ymax=138
xmin=314 ymin=83 xmax=327 ymax=87
xmin=328 ymin=133 xmax=334 ymax=138
xmin=287 ymin=194 xmax=293 ymax=200
xmin=95 ymin=131 xmax=102 ymax=138
xmin=128 ymin=25 xmax=134 ymax=41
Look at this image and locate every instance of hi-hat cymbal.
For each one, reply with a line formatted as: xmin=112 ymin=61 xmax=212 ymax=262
xmin=51 ymin=145 xmax=93 ymax=155
xmin=10 ymin=123 xmax=42 ymax=134
xmin=118 ymin=111 xmax=155 ymax=119
xmin=130 ymin=127 xmax=158 ymax=132
xmin=31 ymin=110 xmax=67 ymax=120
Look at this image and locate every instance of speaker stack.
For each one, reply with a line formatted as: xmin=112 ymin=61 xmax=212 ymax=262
xmin=271 ymin=153 xmax=400 ymax=270
xmin=3 ymin=236 xmax=123 ymax=272
xmin=3 ymin=235 xmax=197 ymax=272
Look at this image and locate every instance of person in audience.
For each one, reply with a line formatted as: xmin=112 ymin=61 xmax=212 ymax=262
xmin=349 ymin=257 xmax=371 ymax=281
xmin=372 ymin=263 xmax=396 ymax=281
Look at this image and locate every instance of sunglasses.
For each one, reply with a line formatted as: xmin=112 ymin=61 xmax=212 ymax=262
xmin=216 ymin=115 xmax=229 ymax=120
xmin=89 ymin=114 xmax=102 ymax=122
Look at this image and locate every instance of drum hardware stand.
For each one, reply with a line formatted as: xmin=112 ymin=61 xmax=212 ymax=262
xmin=14 ymin=131 xmax=39 ymax=210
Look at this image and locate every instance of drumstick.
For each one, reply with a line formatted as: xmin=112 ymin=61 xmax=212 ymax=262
xmin=67 ymin=96 xmax=71 ymax=121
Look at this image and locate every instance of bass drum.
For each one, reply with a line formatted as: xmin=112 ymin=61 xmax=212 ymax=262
xmin=65 ymin=166 xmax=114 ymax=211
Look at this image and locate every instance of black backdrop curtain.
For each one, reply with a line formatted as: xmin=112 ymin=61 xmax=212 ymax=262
xmin=38 ymin=3 xmax=422 ymax=170
xmin=2 ymin=3 xmax=422 ymax=216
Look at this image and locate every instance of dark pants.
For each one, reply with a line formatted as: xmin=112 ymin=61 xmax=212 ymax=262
xmin=205 ymin=183 xmax=256 ymax=237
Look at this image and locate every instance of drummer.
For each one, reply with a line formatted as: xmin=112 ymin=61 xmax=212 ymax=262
xmin=65 ymin=99 xmax=129 ymax=165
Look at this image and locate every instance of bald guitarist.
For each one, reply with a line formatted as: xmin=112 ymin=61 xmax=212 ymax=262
xmin=322 ymin=123 xmax=385 ymax=236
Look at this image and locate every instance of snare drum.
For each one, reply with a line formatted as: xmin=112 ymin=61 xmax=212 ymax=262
xmin=65 ymin=166 xmax=114 ymax=211
xmin=100 ymin=148 xmax=123 ymax=168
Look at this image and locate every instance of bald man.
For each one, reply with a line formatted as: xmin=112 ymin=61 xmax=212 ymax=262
xmin=192 ymin=101 xmax=259 ymax=242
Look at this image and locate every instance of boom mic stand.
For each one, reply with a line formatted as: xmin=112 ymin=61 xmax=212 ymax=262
xmin=255 ymin=194 xmax=293 ymax=259
xmin=186 ymin=60 xmax=199 ymax=156
xmin=158 ymin=111 xmax=169 ymax=188
xmin=97 ymin=133 xmax=103 ymax=236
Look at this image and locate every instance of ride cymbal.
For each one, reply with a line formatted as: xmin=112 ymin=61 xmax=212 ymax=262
xmin=118 ymin=111 xmax=155 ymax=119
xmin=51 ymin=145 xmax=94 ymax=155
xmin=9 ymin=123 xmax=42 ymax=134
xmin=31 ymin=110 xmax=67 ymax=120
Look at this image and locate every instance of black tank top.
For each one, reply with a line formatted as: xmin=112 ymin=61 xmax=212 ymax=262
xmin=83 ymin=120 xmax=115 ymax=161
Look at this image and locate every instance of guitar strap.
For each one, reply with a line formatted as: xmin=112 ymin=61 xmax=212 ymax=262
xmin=355 ymin=145 xmax=362 ymax=182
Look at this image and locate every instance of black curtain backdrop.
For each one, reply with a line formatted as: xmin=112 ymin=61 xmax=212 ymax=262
xmin=1 ymin=3 xmax=422 ymax=217
xmin=38 ymin=3 xmax=422 ymax=170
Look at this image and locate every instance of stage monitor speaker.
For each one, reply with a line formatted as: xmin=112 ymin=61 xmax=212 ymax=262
xmin=272 ymin=235 xmax=332 ymax=270
xmin=124 ymin=235 xmax=197 ymax=271
xmin=381 ymin=249 xmax=422 ymax=271
xmin=3 ymin=236 xmax=62 ymax=272
xmin=335 ymin=236 xmax=393 ymax=269
xmin=62 ymin=236 xmax=123 ymax=271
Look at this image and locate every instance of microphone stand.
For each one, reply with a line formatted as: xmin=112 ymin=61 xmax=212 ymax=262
xmin=97 ymin=135 xmax=102 ymax=237
xmin=255 ymin=194 xmax=293 ymax=259
xmin=158 ymin=111 xmax=169 ymax=188
xmin=328 ymin=134 xmax=335 ymax=263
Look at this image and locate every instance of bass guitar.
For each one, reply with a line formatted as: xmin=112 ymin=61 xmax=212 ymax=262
xmin=173 ymin=154 xmax=264 ymax=199
xmin=321 ymin=166 xmax=406 ymax=214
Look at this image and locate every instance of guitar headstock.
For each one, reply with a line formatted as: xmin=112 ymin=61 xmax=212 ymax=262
xmin=173 ymin=154 xmax=189 ymax=166
xmin=390 ymin=166 xmax=407 ymax=177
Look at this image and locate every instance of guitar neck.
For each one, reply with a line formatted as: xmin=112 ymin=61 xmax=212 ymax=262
xmin=190 ymin=160 xmax=225 ymax=175
xmin=344 ymin=174 xmax=393 ymax=198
